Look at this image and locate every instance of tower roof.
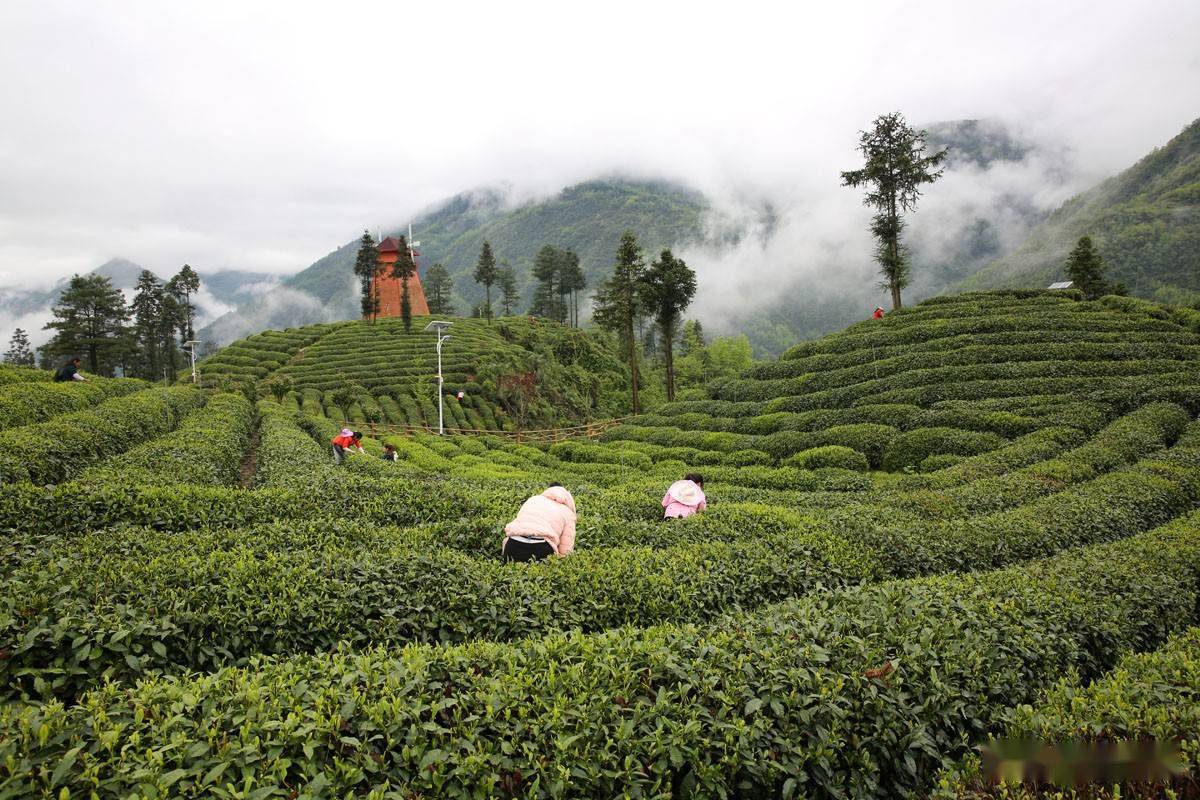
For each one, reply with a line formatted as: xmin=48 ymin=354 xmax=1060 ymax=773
xmin=378 ymin=237 xmax=402 ymax=253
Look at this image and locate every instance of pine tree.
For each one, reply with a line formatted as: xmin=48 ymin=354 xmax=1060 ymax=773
xmin=131 ymin=270 xmax=164 ymax=379
xmin=170 ymin=263 xmax=201 ymax=341
xmin=158 ymin=291 xmax=184 ymax=382
xmin=3 ymin=328 xmax=35 ymax=366
xmin=530 ymin=245 xmax=564 ymax=321
xmin=592 ymin=231 xmax=646 ymax=413
xmin=353 ymin=231 xmax=380 ymax=322
xmin=640 ymin=249 xmax=697 ymax=401
xmin=473 ymin=241 xmax=498 ymax=324
xmin=1065 ymin=236 xmax=1118 ymax=300
xmin=424 ymin=263 xmax=456 ymax=316
xmin=680 ymin=319 xmax=705 ymax=356
xmin=497 ymin=265 xmax=519 ymax=316
xmin=560 ymin=249 xmax=586 ymax=327
xmin=42 ymin=274 xmax=131 ymax=376
xmin=841 ymin=111 xmax=948 ymax=310
xmin=392 ymin=235 xmax=417 ymax=333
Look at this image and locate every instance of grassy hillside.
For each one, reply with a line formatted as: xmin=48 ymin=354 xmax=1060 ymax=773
xmin=3 ymin=290 xmax=1200 ymax=795
xmin=958 ymin=117 xmax=1200 ymax=301
xmin=198 ymin=314 xmax=631 ymax=430
xmin=284 ymin=178 xmax=707 ymax=317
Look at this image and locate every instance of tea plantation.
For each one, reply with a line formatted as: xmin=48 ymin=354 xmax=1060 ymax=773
xmin=198 ymin=315 xmax=630 ymax=431
xmin=2 ymin=290 xmax=1200 ymax=798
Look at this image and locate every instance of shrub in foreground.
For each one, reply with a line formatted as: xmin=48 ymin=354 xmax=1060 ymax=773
xmin=2 ymin=512 xmax=1197 ymax=798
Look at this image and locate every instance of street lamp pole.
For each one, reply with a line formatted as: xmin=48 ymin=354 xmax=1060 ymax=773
xmin=423 ymin=321 xmax=452 ymax=435
xmin=183 ymin=340 xmax=202 ymax=385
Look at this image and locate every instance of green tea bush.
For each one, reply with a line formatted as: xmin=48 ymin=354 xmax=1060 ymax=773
xmin=4 ymin=511 xmax=1197 ymax=798
xmin=784 ymin=445 xmax=871 ymax=472
xmin=0 ymin=364 xmax=50 ymax=385
xmin=941 ymin=625 xmax=1200 ymax=798
xmin=0 ymin=377 xmax=146 ymax=430
xmin=0 ymin=521 xmax=880 ymax=701
xmin=869 ymin=437 xmax=1200 ymax=576
xmin=77 ymin=392 xmax=254 ymax=486
xmin=881 ymin=427 xmax=1007 ymax=472
xmin=0 ymin=386 xmax=203 ymax=485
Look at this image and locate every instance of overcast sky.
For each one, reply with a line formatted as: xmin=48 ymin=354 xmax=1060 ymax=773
xmin=1 ymin=0 xmax=1197 ymax=290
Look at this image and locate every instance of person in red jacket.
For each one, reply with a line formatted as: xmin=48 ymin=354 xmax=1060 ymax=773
xmin=331 ymin=428 xmax=365 ymax=464
xmin=873 ymin=306 xmax=885 ymax=320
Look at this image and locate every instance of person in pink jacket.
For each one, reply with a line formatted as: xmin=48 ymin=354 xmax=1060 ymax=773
xmin=502 ymin=483 xmax=577 ymax=562
xmin=662 ymin=473 xmax=707 ymax=519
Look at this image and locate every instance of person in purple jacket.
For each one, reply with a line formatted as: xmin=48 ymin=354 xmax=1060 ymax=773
xmin=662 ymin=473 xmax=707 ymax=520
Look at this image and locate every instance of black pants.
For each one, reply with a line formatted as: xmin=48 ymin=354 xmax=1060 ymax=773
xmin=502 ymin=538 xmax=554 ymax=563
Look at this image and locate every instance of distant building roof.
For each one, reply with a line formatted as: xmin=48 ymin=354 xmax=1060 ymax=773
xmin=1048 ymin=281 xmax=1074 ymax=290
xmin=379 ymin=237 xmax=402 ymax=253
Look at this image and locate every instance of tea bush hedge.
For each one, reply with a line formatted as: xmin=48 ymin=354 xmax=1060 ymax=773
xmin=0 ymin=377 xmax=146 ymax=430
xmin=880 ymin=427 xmax=1007 ymax=472
xmin=0 ymin=385 xmax=204 ymax=485
xmin=3 ymin=511 xmax=1197 ymax=798
xmin=3 ymin=290 xmax=1200 ymax=796
xmin=0 ymin=364 xmax=50 ymax=385
xmin=77 ymin=392 xmax=254 ymax=486
xmin=940 ymin=625 xmax=1200 ymax=797
xmin=783 ymin=445 xmax=870 ymax=472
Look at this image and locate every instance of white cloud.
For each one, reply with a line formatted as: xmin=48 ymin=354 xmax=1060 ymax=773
xmin=0 ymin=0 xmax=1196 ymax=306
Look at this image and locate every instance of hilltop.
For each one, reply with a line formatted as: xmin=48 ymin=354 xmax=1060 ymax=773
xmin=202 ymin=178 xmax=707 ymax=344
xmin=957 ymin=117 xmax=1200 ymax=301
xmin=199 ymin=314 xmax=631 ymax=430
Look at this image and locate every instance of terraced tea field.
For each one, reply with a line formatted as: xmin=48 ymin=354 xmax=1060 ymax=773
xmin=199 ymin=315 xmax=628 ymax=431
xmin=2 ymin=290 xmax=1200 ymax=797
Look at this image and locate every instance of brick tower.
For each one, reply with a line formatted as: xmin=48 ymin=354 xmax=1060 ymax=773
xmin=373 ymin=236 xmax=430 ymax=318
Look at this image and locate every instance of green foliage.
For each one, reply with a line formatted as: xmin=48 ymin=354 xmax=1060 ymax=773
xmin=841 ymin=110 xmax=949 ymax=308
xmin=472 ymin=240 xmax=497 ymax=322
xmin=640 ymin=248 xmax=697 ymax=400
xmin=4 ymin=513 xmax=1199 ymax=796
xmin=2 ymin=327 xmax=34 ymax=366
xmin=1065 ymin=235 xmax=1122 ymax=299
xmin=675 ymin=333 xmax=754 ymax=391
xmin=423 ymin=262 xmax=456 ymax=315
xmin=495 ymin=263 xmax=518 ymax=316
xmin=784 ymin=445 xmax=871 ymax=472
xmin=169 ymin=262 xmax=201 ymax=342
xmin=39 ymin=273 xmax=131 ymax=376
xmin=352 ymin=229 xmax=379 ymax=321
xmin=3 ymin=289 xmax=1200 ymax=797
xmin=593 ymin=231 xmax=646 ymax=412
xmin=78 ymin=392 xmax=254 ymax=486
xmin=0 ymin=377 xmax=146 ymax=431
xmin=880 ymin=426 xmax=1006 ymax=472
xmin=960 ymin=117 xmax=1200 ymax=299
xmin=0 ymin=385 xmax=203 ymax=484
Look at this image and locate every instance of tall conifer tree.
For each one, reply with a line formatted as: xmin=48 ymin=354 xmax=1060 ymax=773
xmin=473 ymin=241 xmax=498 ymax=324
xmin=3 ymin=328 xmax=35 ymax=366
xmin=353 ymin=230 xmax=380 ymax=322
xmin=497 ymin=265 xmax=519 ymax=316
xmin=423 ymin=263 xmax=456 ymax=316
xmin=841 ymin=111 xmax=947 ymax=309
xmin=593 ymin=231 xmax=646 ymax=413
xmin=391 ymin=235 xmax=417 ymax=333
xmin=640 ymin=249 xmax=697 ymax=401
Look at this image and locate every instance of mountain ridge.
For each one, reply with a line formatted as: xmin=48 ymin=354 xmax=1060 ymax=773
xmin=954 ymin=117 xmax=1200 ymax=299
